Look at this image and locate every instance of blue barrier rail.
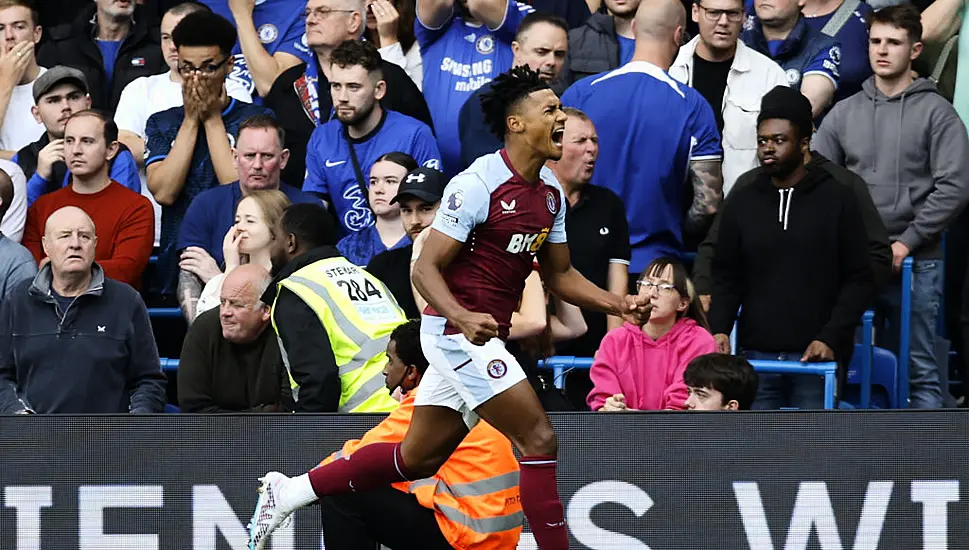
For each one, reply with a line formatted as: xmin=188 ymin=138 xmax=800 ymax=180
xmin=537 ymin=357 xmax=839 ymax=409
xmin=859 ymin=310 xmax=874 ymax=409
xmin=898 ymin=257 xmax=913 ymax=408
xmin=161 ymin=358 xmax=179 ymax=374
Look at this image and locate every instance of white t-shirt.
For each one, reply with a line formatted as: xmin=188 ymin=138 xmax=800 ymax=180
xmin=0 ymin=67 xmax=46 ymax=152
xmin=379 ymin=41 xmax=423 ymax=91
xmin=0 ymin=159 xmax=27 ymax=243
xmin=114 ymin=71 xmax=252 ymax=246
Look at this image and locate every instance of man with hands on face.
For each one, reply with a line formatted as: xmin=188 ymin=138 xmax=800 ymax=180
xmin=708 ymin=85 xmax=874 ymax=410
xmin=0 ymin=0 xmax=46 ymax=158
xmin=144 ymin=10 xmax=272 ymax=303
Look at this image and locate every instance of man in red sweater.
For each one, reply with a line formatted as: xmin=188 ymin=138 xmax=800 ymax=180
xmin=22 ymin=110 xmax=153 ymax=289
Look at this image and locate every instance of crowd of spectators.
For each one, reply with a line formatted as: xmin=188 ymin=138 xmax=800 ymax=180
xmin=0 ymin=0 xmax=967 ymax=414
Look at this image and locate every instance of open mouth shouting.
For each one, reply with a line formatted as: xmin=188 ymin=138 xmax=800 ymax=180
xmin=551 ymin=126 xmax=565 ymax=149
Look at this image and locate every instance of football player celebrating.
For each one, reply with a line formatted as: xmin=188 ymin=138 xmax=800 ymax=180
xmin=247 ymin=66 xmax=650 ymax=550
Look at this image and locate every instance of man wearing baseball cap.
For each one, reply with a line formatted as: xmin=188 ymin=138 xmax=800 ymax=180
xmin=13 ymin=66 xmax=141 ymax=207
xmin=367 ymin=166 xmax=448 ymax=318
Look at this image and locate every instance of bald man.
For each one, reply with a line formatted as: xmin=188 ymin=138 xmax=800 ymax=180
xmin=0 ymin=168 xmax=35 ymax=299
xmin=0 ymin=205 xmax=166 ymax=414
xmin=561 ymin=0 xmax=723 ymax=282
xmin=178 ymin=264 xmax=293 ymax=413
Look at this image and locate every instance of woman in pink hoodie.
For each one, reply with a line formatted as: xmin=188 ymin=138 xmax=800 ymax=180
xmin=588 ymin=258 xmax=716 ymax=411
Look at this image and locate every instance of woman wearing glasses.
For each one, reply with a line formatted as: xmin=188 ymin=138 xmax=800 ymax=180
xmin=587 ymin=257 xmax=716 ymax=411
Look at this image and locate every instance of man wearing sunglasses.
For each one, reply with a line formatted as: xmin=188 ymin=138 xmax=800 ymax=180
xmin=144 ymin=10 xmax=272 ymax=305
xmin=670 ymin=0 xmax=788 ymax=196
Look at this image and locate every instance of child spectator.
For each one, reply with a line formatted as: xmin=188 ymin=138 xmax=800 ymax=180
xmin=683 ymin=353 xmax=760 ymax=411
xmin=588 ymin=257 xmax=716 ymax=411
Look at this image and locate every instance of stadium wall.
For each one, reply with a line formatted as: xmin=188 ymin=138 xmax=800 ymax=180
xmin=1 ymin=411 xmax=967 ymax=549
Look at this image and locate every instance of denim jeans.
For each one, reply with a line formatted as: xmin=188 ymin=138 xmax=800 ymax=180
xmin=874 ymin=259 xmax=944 ymax=408
xmin=743 ymin=351 xmax=826 ymax=410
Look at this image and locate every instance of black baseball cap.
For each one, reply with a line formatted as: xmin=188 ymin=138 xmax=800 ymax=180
xmin=32 ymin=66 xmax=89 ymax=103
xmin=391 ymin=167 xmax=448 ymax=205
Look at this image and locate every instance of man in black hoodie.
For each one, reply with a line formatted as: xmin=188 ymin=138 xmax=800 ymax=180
xmin=707 ymin=85 xmax=875 ymax=409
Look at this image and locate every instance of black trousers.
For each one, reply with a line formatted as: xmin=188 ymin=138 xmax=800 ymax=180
xmin=321 ymin=487 xmax=453 ymax=550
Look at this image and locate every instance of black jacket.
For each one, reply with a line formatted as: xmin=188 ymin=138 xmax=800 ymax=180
xmin=707 ymin=160 xmax=876 ymax=359
xmin=0 ymin=264 xmax=167 ymax=414
xmin=265 ymin=59 xmax=434 ymax=188
xmin=37 ymin=4 xmax=164 ymax=113
xmin=694 ymin=154 xmax=892 ymax=295
xmin=178 ymin=308 xmax=293 ymax=413
xmin=262 ymin=246 xmax=343 ymax=412
xmin=561 ymin=13 xmax=619 ymax=86
xmin=367 ymin=244 xmax=418 ymax=319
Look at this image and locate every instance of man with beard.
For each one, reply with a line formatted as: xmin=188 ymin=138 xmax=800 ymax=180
xmin=708 ymin=85 xmax=875 ymax=409
xmin=303 ymin=39 xmax=440 ymax=237
xmin=669 ymin=0 xmax=788 ymax=196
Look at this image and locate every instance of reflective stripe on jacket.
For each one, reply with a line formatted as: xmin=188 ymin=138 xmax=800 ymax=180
xmin=272 ymin=256 xmax=403 ymax=413
xmin=322 ymin=395 xmax=523 ymax=549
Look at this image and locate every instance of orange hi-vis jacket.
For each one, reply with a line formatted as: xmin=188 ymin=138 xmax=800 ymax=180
xmin=320 ymin=394 xmax=523 ymax=550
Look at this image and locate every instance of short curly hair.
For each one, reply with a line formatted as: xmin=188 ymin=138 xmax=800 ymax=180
xmin=330 ymin=39 xmax=384 ymax=80
xmin=389 ymin=320 xmax=428 ymax=374
xmin=479 ymin=65 xmax=550 ymax=139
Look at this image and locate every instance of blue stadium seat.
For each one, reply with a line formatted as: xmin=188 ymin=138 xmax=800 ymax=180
xmin=163 ymin=404 xmax=181 ymax=414
xmin=844 ymin=346 xmax=897 ymax=409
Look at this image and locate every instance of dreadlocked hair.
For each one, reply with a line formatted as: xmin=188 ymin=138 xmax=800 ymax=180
xmin=479 ymin=65 xmax=551 ymax=140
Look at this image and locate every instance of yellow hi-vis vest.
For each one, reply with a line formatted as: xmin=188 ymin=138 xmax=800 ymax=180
xmin=272 ymin=257 xmax=403 ymax=413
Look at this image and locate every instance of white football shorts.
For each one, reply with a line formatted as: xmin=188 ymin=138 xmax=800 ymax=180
xmin=415 ymin=316 xmax=527 ymax=427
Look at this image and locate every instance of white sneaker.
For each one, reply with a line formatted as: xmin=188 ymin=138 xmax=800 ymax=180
xmin=247 ymin=472 xmax=295 ymax=550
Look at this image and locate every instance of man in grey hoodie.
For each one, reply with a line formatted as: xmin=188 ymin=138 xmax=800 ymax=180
xmin=813 ymin=4 xmax=969 ymax=408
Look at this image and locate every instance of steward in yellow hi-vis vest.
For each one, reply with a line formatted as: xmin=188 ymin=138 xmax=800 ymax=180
xmin=269 ymin=246 xmax=404 ymax=413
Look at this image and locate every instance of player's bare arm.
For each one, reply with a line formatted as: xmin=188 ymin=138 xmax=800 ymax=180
xmin=538 ymin=241 xmax=651 ymax=325
xmin=412 ymin=228 xmax=499 ymax=344
xmin=685 ymin=158 xmax=723 ymax=235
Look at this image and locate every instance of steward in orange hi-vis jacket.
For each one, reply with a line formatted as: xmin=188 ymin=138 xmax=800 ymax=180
xmin=318 ymin=320 xmax=523 ymax=550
